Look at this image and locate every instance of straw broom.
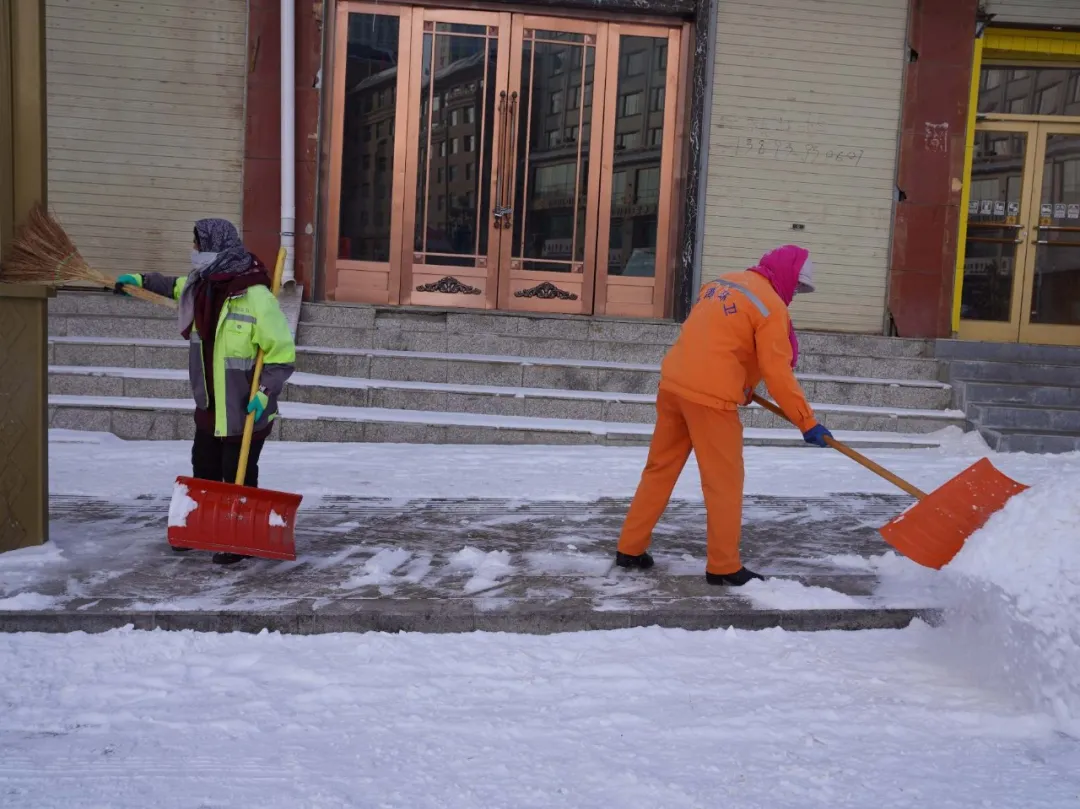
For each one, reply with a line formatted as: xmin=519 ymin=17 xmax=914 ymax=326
xmin=0 ymin=203 xmax=177 ymax=309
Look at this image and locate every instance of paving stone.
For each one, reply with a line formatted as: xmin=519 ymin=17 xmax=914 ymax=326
xmin=2 ymin=494 xmax=941 ymax=635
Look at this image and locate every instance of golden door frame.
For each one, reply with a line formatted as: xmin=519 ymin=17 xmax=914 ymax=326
xmin=325 ymin=1 xmax=688 ymax=319
xmin=960 ymin=120 xmax=1080 ymax=346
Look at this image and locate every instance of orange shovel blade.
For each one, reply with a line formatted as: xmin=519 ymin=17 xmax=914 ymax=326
xmin=167 ymin=476 xmax=302 ymax=561
xmin=878 ymin=458 xmax=1029 ymax=570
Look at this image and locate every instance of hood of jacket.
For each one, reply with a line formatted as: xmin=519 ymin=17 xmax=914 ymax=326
xmin=749 ymin=245 xmax=810 ymax=306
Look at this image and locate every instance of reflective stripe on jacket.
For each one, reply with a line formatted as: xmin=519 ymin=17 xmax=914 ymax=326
xmin=140 ymin=273 xmax=296 ymax=437
xmin=658 ymin=270 xmax=817 ymax=433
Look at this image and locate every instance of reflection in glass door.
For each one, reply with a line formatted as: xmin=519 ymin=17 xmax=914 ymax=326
xmin=326 ymin=3 xmax=414 ymax=303
xmin=958 ymin=124 xmax=1037 ymax=341
xmin=497 ymin=18 xmax=608 ymax=314
xmin=402 ymin=10 xmax=511 ymax=308
xmin=960 ymin=122 xmax=1080 ymax=345
xmin=595 ymin=25 xmax=681 ymax=318
xmin=326 ymin=4 xmax=687 ymax=318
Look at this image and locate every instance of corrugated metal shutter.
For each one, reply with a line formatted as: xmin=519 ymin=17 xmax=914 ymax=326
xmin=701 ymin=0 xmax=908 ymax=333
xmin=985 ymin=0 xmax=1080 ymax=26
xmin=45 ymin=0 xmax=247 ymax=279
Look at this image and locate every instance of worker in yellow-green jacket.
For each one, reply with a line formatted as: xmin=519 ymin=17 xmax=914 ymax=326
xmin=115 ymin=218 xmax=296 ymax=565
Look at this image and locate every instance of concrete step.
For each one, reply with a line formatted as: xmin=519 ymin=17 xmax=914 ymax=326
xmin=295 ymin=320 xmax=940 ymax=375
xmin=969 ymin=402 xmax=1080 ymax=433
xmin=300 ymin=303 xmax=936 ymax=358
xmin=47 ymin=394 xmax=952 ymax=448
xmin=936 ymin=338 xmax=1080 ymax=366
xmin=48 ymin=338 xmax=954 ymax=410
xmin=978 ymin=427 xmax=1080 ymax=454
xmin=943 ymin=359 xmax=1080 ymax=388
xmin=49 ymin=290 xmax=174 ymax=319
xmin=47 ymin=366 xmax=966 ymax=434
xmin=961 ymin=380 xmax=1080 ymax=409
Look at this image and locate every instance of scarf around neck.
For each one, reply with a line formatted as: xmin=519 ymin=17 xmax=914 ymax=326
xmin=178 ymin=218 xmax=269 ymax=340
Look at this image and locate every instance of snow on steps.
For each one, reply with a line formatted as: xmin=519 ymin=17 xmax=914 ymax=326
xmin=48 ymin=336 xmax=955 ymax=410
xmin=47 ymin=365 xmax=966 ymax=436
xmin=47 ymin=393 xmax=952 ymax=448
xmin=48 ymin=332 xmax=946 ymax=386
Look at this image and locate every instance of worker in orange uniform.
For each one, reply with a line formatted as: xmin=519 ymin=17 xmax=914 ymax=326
xmin=614 ymin=245 xmax=832 ymax=586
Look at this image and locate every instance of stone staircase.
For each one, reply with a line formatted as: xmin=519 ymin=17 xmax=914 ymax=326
xmin=937 ymin=340 xmax=1080 ymax=454
xmin=46 ymin=291 xmax=967 ymax=448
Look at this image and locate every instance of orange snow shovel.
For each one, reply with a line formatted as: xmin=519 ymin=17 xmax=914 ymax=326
xmin=166 ymin=247 xmax=302 ymax=561
xmin=752 ymin=394 xmax=1028 ymax=569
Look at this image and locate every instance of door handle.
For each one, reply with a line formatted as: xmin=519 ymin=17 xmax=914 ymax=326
xmin=493 ymin=91 xmax=508 ymax=228
xmin=499 ymin=91 xmax=519 ymax=230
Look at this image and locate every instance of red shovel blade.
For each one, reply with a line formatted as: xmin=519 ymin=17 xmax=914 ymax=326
xmin=878 ymin=458 xmax=1028 ymax=570
xmin=167 ymin=476 xmax=302 ymax=561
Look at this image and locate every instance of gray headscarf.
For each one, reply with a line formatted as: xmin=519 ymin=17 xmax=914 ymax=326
xmin=178 ymin=219 xmax=258 ymax=338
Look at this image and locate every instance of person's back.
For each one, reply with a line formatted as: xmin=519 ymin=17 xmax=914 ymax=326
xmin=660 ymin=269 xmax=781 ymax=414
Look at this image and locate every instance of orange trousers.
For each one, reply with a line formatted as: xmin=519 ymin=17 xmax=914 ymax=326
xmin=618 ymin=388 xmax=745 ymax=575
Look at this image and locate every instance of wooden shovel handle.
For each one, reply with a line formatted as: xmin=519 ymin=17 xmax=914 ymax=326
xmin=751 ymin=394 xmax=928 ymax=499
xmin=235 ymin=247 xmax=287 ymax=486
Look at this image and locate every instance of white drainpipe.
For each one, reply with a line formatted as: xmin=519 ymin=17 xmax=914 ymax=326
xmin=280 ymin=0 xmax=297 ymax=287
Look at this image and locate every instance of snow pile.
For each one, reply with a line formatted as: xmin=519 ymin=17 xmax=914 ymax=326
xmin=741 ymin=577 xmax=861 ymax=610
xmin=939 ymin=474 xmax=1080 ymax=732
xmin=0 ymin=592 xmax=57 ymax=610
xmin=448 ymin=547 xmax=514 ymax=594
xmin=167 ymin=483 xmax=199 ymax=528
xmin=343 ymin=548 xmax=412 ymax=589
xmin=268 ymin=510 xmax=287 ymax=528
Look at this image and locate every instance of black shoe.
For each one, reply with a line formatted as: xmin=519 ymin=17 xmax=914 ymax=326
xmin=706 ymin=567 xmax=765 ymax=587
xmin=212 ymin=552 xmax=252 ymax=566
xmin=171 ymin=546 xmax=192 ymax=553
xmin=615 ymin=551 xmax=655 ymax=570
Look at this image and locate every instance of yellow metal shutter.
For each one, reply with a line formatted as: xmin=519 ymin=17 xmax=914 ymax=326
xmin=701 ymin=0 xmax=908 ymax=333
xmin=45 ymin=0 xmax=247 ymax=279
xmin=984 ymin=0 xmax=1080 ymax=27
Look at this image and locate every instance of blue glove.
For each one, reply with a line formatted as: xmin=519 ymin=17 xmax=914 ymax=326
xmin=803 ymin=423 xmax=833 ymax=448
xmin=113 ymin=274 xmax=142 ymax=296
xmin=247 ymin=391 xmax=269 ymax=421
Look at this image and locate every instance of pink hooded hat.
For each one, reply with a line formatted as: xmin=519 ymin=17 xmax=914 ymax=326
xmin=748 ymin=245 xmax=814 ymax=368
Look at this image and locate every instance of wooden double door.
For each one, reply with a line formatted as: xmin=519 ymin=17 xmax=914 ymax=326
xmin=327 ymin=3 xmax=686 ymax=317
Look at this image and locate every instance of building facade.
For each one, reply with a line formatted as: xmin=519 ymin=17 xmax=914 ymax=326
xmin=40 ymin=0 xmax=1080 ymax=346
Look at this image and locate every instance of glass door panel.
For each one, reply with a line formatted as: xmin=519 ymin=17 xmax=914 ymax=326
xmin=594 ymin=25 xmax=681 ymax=318
xmin=1020 ymin=125 xmax=1080 ymax=345
xmin=497 ymin=17 xmax=609 ymax=314
xmin=327 ymin=4 xmax=413 ymax=304
xmin=402 ymin=10 xmax=510 ymax=308
xmin=958 ymin=123 xmax=1039 ymax=342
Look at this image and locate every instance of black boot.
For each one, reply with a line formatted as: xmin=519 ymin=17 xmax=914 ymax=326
xmin=212 ymin=552 xmax=252 ymax=566
xmin=706 ymin=567 xmax=764 ymax=587
xmin=615 ymin=551 xmax=655 ymax=570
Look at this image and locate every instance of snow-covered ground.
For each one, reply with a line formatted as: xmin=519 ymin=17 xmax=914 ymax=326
xmin=47 ymin=428 xmax=1080 ymax=502
xmin=2 ymin=624 xmax=1079 ymax=809
xmin=2 ymin=434 xmax=1079 ymax=804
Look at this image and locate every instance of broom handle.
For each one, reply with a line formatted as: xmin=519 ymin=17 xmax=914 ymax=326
xmin=235 ymin=247 xmax=287 ymax=487
xmin=751 ymin=394 xmax=928 ymax=499
xmin=122 ymin=283 xmax=177 ymax=309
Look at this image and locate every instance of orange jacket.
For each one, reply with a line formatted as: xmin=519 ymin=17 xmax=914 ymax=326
xmin=659 ymin=270 xmax=818 ymax=433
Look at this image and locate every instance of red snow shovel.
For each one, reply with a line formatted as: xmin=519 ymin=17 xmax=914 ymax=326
xmin=167 ymin=247 xmax=302 ymax=561
xmin=752 ymin=394 xmax=1028 ymax=569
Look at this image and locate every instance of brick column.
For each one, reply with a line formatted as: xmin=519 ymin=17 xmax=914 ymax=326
xmin=244 ymin=1 xmax=323 ymax=296
xmin=888 ymin=0 xmax=978 ymax=338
